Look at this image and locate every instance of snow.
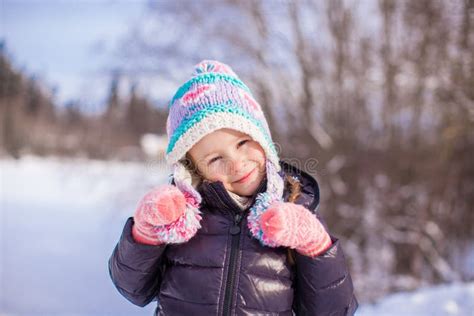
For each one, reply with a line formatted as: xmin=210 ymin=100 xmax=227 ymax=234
xmin=357 ymin=282 xmax=474 ymax=316
xmin=1 ymin=156 xmax=473 ymax=315
xmin=1 ymin=156 xmax=170 ymax=315
xmin=140 ymin=133 xmax=168 ymax=158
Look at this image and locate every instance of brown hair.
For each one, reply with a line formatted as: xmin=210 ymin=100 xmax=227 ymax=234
xmin=285 ymin=174 xmax=302 ymax=266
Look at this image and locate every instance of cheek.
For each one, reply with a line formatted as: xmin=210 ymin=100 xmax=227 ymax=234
xmin=202 ymin=163 xmax=228 ymax=181
xmin=247 ymin=145 xmax=266 ymax=165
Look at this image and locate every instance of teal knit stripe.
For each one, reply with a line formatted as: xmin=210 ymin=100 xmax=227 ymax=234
xmin=169 ymin=73 xmax=252 ymax=108
xmin=167 ymin=104 xmax=275 ymax=156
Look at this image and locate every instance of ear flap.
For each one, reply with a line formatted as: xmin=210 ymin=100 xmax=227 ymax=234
xmin=173 ymin=161 xmax=203 ymax=206
xmin=247 ymin=159 xmax=285 ymax=247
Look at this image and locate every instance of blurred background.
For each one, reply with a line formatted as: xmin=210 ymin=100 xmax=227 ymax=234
xmin=1 ymin=0 xmax=473 ymax=315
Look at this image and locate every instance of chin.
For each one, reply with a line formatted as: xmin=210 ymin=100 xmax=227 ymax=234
xmin=230 ymin=177 xmax=262 ymax=197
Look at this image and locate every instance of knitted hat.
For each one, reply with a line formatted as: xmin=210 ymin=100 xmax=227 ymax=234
xmin=165 ymin=60 xmax=284 ymax=247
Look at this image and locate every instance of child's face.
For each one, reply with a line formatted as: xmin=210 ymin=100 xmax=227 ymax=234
xmin=188 ymin=128 xmax=266 ymax=196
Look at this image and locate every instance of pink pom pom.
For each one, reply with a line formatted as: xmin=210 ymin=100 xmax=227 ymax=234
xmin=132 ymin=185 xmax=202 ymax=245
xmin=260 ymin=203 xmax=286 ymax=241
xmin=183 ymin=191 xmax=199 ymax=208
xmin=137 ymin=185 xmax=187 ymax=226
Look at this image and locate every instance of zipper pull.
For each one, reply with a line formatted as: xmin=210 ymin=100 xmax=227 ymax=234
xmin=229 ymin=213 xmax=242 ymax=235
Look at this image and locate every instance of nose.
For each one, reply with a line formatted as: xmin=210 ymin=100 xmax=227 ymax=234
xmin=228 ymin=156 xmax=245 ymax=175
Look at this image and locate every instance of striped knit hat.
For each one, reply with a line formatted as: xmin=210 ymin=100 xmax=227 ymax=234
xmin=165 ymin=60 xmax=284 ymax=247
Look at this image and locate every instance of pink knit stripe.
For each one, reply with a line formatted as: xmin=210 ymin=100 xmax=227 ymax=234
xmin=182 ymin=85 xmax=211 ymax=105
xmin=286 ymin=205 xmax=300 ymax=246
xmin=297 ymin=232 xmax=332 ymax=257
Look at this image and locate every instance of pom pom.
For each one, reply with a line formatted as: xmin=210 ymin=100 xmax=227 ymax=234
xmin=153 ymin=202 xmax=202 ymax=244
xmin=138 ymin=185 xmax=187 ymax=226
xmin=192 ymin=60 xmax=238 ymax=77
xmin=259 ymin=203 xmax=286 ymax=240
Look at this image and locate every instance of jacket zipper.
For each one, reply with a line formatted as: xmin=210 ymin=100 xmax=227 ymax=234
xmin=206 ymin=184 xmax=243 ymax=316
xmin=222 ymin=212 xmax=243 ymax=316
xmin=205 ymin=180 xmax=266 ymax=316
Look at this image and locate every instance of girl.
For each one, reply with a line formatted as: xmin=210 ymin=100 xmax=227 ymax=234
xmin=109 ymin=60 xmax=358 ymax=315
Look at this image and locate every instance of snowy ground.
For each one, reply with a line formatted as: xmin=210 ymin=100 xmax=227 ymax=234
xmin=0 ymin=156 xmax=166 ymax=315
xmin=358 ymin=282 xmax=474 ymax=316
xmin=0 ymin=156 xmax=473 ymax=316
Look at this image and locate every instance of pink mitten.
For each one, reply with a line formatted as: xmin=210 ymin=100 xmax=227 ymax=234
xmin=260 ymin=202 xmax=332 ymax=257
xmin=132 ymin=185 xmax=200 ymax=245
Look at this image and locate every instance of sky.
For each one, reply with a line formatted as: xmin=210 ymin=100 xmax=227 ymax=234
xmin=1 ymin=0 xmax=147 ymax=110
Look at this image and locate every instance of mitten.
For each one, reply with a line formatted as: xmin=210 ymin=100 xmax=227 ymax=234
xmin=132 ymin=185 xmax=202 ymax=246
xmin=260 ymin=202 xmax=332 ymax=257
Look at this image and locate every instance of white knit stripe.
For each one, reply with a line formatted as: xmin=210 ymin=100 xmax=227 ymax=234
xmin=166 ymin=112 xmax=280 ymax=170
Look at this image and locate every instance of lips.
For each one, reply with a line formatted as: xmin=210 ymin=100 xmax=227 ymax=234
xmin=234 ymin=168 xmax=255 ymax=183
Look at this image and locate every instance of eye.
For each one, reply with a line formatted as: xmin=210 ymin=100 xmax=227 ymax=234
xmin=208 ymin=156 xmax=222 ymax=165
xmin=238 ymin=139 xmax=250 ymax=147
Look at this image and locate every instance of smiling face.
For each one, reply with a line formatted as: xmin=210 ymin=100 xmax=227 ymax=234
xmin=187 ymin=128 xmax=266 ymax=196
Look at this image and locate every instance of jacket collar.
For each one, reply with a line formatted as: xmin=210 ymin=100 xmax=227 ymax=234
xmin=198 ymin=174 xmax=267 ymax=214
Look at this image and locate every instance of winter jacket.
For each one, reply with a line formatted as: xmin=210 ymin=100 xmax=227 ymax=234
xmin=109 ymin=161 xmax=358 ymax=315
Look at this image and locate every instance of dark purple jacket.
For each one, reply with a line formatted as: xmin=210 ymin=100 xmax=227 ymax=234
xmin=109 ymin=161 xmax=358 ymax=315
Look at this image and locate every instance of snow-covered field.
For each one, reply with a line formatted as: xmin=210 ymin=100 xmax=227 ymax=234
xmin=358 ymin=282 xmax=474 ymax=316
xmin=0 ymin=156 xmax=473 ymax=316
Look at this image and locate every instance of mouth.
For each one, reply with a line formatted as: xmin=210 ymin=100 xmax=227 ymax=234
xmin=233 ymin=168 xmax=256 ymax=184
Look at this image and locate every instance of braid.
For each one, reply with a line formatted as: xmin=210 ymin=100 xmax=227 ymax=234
xmin=286 ymin=175 xmax=301 ymax=203
xmin=285 ymin=174 xmax=302 ymax=266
